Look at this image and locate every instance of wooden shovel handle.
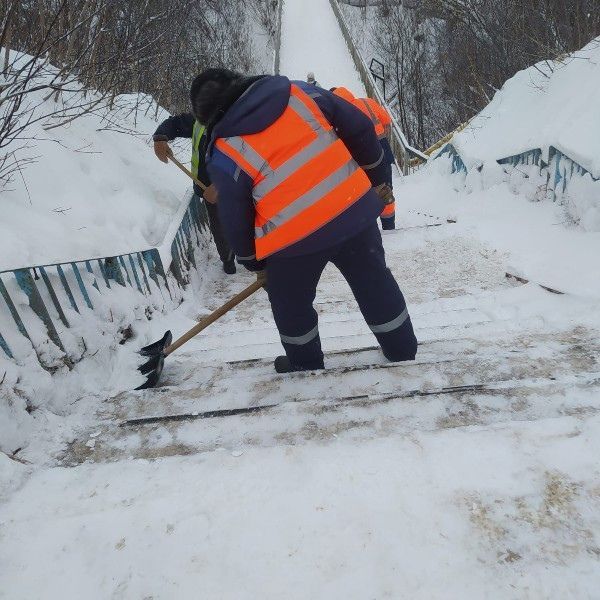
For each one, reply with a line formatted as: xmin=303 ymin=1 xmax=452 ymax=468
xmin=168 ymin=153 xmax=207 ymax=191
xmin=164 ymin=276 xmax=265 ymax=356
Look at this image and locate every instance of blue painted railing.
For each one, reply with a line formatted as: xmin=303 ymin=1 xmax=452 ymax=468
xmin=436 ymin=142 xmax=597 ymax=201
xmin=499 ymin=146 xmax=598 ymax=201
xmin=0 ymin=193 xmax=209 ymax=368
xmin=436 ymin=143 xmax=467 ymax=174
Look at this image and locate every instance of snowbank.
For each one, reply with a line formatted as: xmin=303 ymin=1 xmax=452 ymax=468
xmin=0 ymin=49 xmax=192 ymax=272
xmin=400 ymin=160 xmax=600 ymax=298
xmin=436 ymin=38 xmax=600 ymax=232
xmin=452 ymin=37 xmax=600 ymax=176
xmin=0 ymin=50 xmax=217 ymax=458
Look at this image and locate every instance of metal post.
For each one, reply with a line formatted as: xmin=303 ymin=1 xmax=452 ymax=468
xmin=14 ymin=269 xmax=66 ymax=353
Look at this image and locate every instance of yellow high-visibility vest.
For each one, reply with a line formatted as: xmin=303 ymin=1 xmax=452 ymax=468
xmin=191 ymin=120 xmax=205 ymax=178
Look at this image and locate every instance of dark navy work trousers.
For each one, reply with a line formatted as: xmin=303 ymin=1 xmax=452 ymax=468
xmin=266 ymin=221 xmax=418 ymax=368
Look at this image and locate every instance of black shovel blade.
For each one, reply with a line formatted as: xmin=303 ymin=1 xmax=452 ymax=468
xmin=139 ymin=330 xmax=172 ymax=357
xmin=136 ymin=353 xmax=165 ymax=390
xmin=135 ymin=330 xmax=172 ymax=390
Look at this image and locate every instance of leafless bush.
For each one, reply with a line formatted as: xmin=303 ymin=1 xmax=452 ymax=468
xmin=0 ymin=0 xmax=256 ymax=189
xmin=371 ymin=0 xmax=600 ymax=149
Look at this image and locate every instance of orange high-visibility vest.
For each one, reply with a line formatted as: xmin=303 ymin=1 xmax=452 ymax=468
xmin=333 ymin=87 xmax=391 ymax=139
xmin=215 ymin=84 xmax=372 ymax=259
xmin=333 ymin=87 xmax=394 ymax=219
xmin=381 ymin=201 xmax=395 ymax=218
xmin=358 ymin=98 xmax=390 ymax=139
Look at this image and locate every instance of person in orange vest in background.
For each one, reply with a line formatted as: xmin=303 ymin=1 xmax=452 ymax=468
xmin=331 ymin=87 xmax=395 ymax=230
xmin=189 ymin=68 xmax=417 ymax=373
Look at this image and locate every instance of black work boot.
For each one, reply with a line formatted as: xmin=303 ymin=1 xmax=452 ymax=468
xmin=381 ymin=217 xmax=395 ymax=231
xmin=222 ymin=258 xmax=236 ymax=274
xmin=274 ymin=355 xmax=324 ymax=373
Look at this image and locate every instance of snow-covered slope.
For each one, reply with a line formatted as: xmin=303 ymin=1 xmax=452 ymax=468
xmin=279 ymin=0 xmax=367 ymax=93
xmin=452 ymin=37 xmax=600 ymax=175
xmin=0 ymin=50 xmax=191 ymax=272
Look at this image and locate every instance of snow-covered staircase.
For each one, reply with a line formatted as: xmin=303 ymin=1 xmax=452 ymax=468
xmin=61 ymin=211 xmax=600 ymax=466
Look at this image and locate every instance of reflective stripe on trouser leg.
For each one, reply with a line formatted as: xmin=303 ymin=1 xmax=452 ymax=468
xmin=279 ymin=327 xmax=324 ymax=369
xmin=280 ymin=324 xmax=319 ymax=345
xmin=369 ymin=308 xmax=408 ymax=333
xmin=266 ymin=252 xmax=327 ymax=369
xmin=330 ymin=222 xmax=417 ymax=361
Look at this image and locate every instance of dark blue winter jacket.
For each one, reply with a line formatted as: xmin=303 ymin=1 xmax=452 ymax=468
xmin=206 ymin=76 xmax=387 ymax=263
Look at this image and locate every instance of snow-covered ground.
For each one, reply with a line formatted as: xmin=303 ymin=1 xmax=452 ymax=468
xmin=2 ymin=3 xmax=600 ymax=598
xmin=279 ymin=0 xmax=367 ymax=93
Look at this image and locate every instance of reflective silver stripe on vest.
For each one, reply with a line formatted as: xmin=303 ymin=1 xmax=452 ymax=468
xmin=254 ymin=158 xmax=360 ymax=238
xmin=280 ymin=324 xmax=319 ymax=345
xmin=221 ymin=136 xmax=267 ymax=176
xmin=361 ymin=148 xmax=384 ymax=171
xmin=253 ymin=129 xmax=338 ymax=201
xmin=236 ymin=254 xmax=256 ymax=261
xmin=369 ymin=308 xmax=409 ymax=334
xmin=288 ymin=94 xmax=323 ymax=132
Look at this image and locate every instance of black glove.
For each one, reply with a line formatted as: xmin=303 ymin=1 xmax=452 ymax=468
xmin=237 ymin=256 xmax=266 ymax=272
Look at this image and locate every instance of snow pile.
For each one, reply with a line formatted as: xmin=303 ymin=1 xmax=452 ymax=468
xmin=0 ymin=49 xmax=192 ymax=272
xmin=438 ymin=38 xmax=600 ymax=232
xmin=0 ymin=245 xmax=217 ymax=459
xmin=0 ymin=451 xmax=30 ymax=502
xmin=452 ymin=37 xmax=600 ymax=174
xmin=402 ymin=158 xmax=600 ymax=298
xmin=563 ymin=173 xmax=600 ymax=232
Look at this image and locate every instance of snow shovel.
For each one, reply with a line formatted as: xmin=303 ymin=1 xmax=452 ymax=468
xmin=167 ymin=154 xmax=218 ymax=204
xmin=168 ymin=153 xmax=206 ymax=191
xmin=136 ymin=274 xmax=266 ymax=390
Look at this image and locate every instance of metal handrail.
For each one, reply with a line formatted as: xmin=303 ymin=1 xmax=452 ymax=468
xmin=0 ymin=193 xmax=209 ymax=366
xmin=327 ymin=0 xmax=428 ymax=174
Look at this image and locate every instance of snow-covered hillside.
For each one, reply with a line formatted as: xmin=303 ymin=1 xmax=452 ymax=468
xmin=453 ymin=38 xmax=600 ymax=175
xmin=0 ymin=50 xmax=192 ymax=272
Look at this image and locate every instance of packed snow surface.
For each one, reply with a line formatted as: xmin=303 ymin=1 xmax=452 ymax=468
xmin=279 ymin=0 xmax=367 ymax=94
xmin=453 ymin=37 xmax=600 ymax=175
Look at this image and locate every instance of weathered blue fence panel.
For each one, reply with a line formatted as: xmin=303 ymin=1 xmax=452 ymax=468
xmin=435 ymin=143 xmax=467 ymax=174
xmin=0 ymin=331 xmax=13 ymax=359
xmin=0 ymin=193 xmax=209 ymax=368
xmin=438 ymin=143 xmax=597 ymax=203
xmin=498 ymin=146 xmax=597 ymax=201
xmin=14 ymin=269 xmax=66 ymax=353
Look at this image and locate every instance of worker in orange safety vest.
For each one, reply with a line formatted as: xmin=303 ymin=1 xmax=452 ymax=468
xmin=332 ymin=86 xmax=396 ymax=229
xmin=190 ymin=68 xmax=417 ymax=372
